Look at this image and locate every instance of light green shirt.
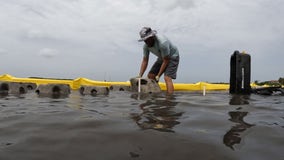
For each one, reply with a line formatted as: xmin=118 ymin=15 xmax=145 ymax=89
xmin=143 ymin=35 xmax=179 ymax=61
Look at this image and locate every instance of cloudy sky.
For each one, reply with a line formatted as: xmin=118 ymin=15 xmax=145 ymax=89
xmin=0 ymin=0 xmax=283 ymax=83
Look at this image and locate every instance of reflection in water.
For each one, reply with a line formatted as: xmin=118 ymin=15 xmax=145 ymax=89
xmin=131 ymin=95 xmax=183 ymax=132
xmin=223 ymin=111 xmax=254 ymax=150
xmin=225 ymin=95 xmax=254 ymax=150
xmin=0 ymin=92 xmax=8 ymax=98
xmin=37 ymin=93 xmax=69 ymax=99
xmin=229 ymin=95 xmax=250 ymax=105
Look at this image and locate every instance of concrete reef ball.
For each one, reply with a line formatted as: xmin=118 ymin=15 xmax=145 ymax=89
xmin=130 ymin=78 xmax=161 ymax=93
xmin=0 ymin=82 xmax=37 ymax=94
xmin=35 ymin=84 xmax=71 ymax=96
xmin=109 ymin=85 xmax=131 ymax=91
xmin=80 ymin=85 xmax=109 ymax=96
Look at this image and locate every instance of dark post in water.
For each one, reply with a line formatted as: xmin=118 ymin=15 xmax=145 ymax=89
xmin=230 ymin=50 xmax=251 ymax=94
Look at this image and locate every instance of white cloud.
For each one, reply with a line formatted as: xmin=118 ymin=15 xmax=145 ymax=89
xmin=38 ymin=48 xmax=59 ymax=58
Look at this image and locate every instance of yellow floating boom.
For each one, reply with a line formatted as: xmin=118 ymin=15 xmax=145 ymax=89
xmin=0 ymin=74 xmax=230 ymax=91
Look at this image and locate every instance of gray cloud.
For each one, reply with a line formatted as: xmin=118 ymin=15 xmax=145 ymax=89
xmin=0 ymin=48 xmax=8 ymax=55
xmin=149 ymin=0 xmax=196 ymax=10
xmin=0 ymin=0 xmax=283 ymax=82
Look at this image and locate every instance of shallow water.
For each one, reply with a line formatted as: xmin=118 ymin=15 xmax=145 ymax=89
xmin=0 ymin=91 xmax=283 ymax=160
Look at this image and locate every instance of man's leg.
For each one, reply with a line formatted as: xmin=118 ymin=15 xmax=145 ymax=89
xmin=148 ymin=59 xmax=162 ymax=80
xmin=164 ymin=75 xmax=174 ymax=94
xmin=164 ymin=56 xmax=179 ymax=94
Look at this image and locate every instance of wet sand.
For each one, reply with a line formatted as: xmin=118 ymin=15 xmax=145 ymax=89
xmin=0 ymin=91 xmax=283 ymax=160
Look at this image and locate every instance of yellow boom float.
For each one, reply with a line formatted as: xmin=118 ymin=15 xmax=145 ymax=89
xmin=0 ymin=74 xmax=237 ymax=91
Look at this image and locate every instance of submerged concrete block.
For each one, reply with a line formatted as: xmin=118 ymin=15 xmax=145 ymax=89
xmin=7 ymin=82 xmax=28 ymax=94
xmin=23 ymin=83 xmax=37 ymax=90
xmin=130 ymin=78 xmax=161 ymax=93
xmin=109 ymin=85 xmax=131 ymax=91
xmin=0 ymin=82 xmax=37 ymax=94
xmin=79 ymin=85 xmax=109 ymax=96
xmin=36 ymin=84 xmax=71 ymax=97
xmin=0 ymin=82 xmax=9 ymax=95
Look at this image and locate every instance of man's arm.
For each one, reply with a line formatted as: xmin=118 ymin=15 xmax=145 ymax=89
xmin=139 ymin=57 xmax=149 ymax=77
xmin=157 ymin=56 xmax=170 ymax=77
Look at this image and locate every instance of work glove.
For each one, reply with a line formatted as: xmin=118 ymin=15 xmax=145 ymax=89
xmin=136 ymin=75 xmax=142 ymax=78
xmin=155 ymin=76 xmax=160 ymax=82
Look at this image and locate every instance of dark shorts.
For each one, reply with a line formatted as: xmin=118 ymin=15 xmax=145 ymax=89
xmin=149 ymin=56 xmax=179 ymax=79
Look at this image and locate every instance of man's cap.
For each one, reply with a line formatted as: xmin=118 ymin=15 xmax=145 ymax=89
xmin=138 ymin=27 xmax=157 ymax=42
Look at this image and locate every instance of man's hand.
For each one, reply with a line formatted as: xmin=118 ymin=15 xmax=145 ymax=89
xmin=136 ymin=75 xmax=142 ymax=78
xmin=155 ymin=76 xmax=160 ymax=82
